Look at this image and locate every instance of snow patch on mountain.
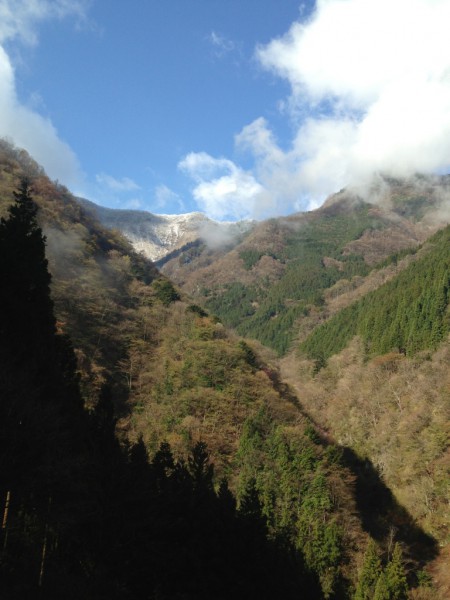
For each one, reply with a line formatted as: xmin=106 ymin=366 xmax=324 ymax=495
xmin=78 ymin=199 xmax=253 ymax=262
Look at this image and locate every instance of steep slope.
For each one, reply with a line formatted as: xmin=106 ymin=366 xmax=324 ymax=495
xmin=301 ymin=224 xmax=450 ymax=361
xmin=289 ymin=225 xmax=450 ymax=541
xmin=0 ymin=140 xmax=444 ymax=597
xmin=0 ymin=181 xmax=324 ymax=599
xmin=272 ymin=223 xmax=450 ymax=596
xmin=160 ymin=179 xmax=447 ymax=355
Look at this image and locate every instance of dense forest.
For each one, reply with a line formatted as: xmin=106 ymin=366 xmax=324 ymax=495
xmin=204 ymin=204 xmax=381 ymax=355
xmin=300 ymin=225 xmax=450 ymax=363
xmin=0 ymin=141 xmax=448 ymax=598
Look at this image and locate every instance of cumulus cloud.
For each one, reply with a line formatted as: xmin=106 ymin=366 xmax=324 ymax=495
xmin=185 ymin=0 xmax=450 ymax=219
xmin=178 ymin=152 xmax=264 ymax=220
xmin=255 ymin=0 xmax=450 ymax=199
xmin=0 ymin=0 xmax=88 ymax=187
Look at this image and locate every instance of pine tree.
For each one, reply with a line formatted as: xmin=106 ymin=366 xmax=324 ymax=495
xmin=0 ymin=180 xmax=84 ymax=592
xmin=188 ymin=440 xmax=214 ymax=492
xmin=373 ymin=571 xmax=390 ymax=600
xmin=384 ymin=543 xmax=409 ymax=600
xmin=354 ymin=539 xmax=382 ymax=600
xmin=0 ymin=179 xmax=58 ymax=495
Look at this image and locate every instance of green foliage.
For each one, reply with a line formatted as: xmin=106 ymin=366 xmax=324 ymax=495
xmin=383 ymin=543 xmax=409 ymax=600
xmin=416 ymin=569 xmax=433 ymax=588
xmin=354 ymin=539 xmax=382 ymax=600
xmin=391 ymin=194 xmax=430 ymax=220
xmin=373 ymin=572 xmax=390 ymax=600
xmin=236 ymin=411 xmax=347 ymax=597
xmin=205 ymin=281 xmax=258 ymax=328
xmin=206 ymin=203 xmax=381 ymax=354
xmin=152 ymin=277 xmax=180 ymax=306
xmin=353 ymin=542 xmax=408 ymax=600
xmin=239 ymin=248 xmax=265 ymax=269
xmin=302 ymin=225 xmax=450 ymax=362
xmin=374 ymin=245 xmax=418 ymax=269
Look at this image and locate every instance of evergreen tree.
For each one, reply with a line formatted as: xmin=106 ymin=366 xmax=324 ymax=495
xmin=373 ymin=572 xmax=390 ymax=600
xmin=384 ymin=543 xmax=408 ymax=600
xmin=0 ymin=179 xmax=61 ymax=496
xmin=0 ymin=180 xmax=84 ymax=594
xmin=354 ymin=539 xmax=382 ymax=600
xmin=188 ymin=440 xmax=214 ymax=492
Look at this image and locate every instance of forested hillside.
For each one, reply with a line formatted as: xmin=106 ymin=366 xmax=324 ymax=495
xmin=0 ymin=140 xmax=447 ymax=598
xmin=160 ymin=179 xmax=446 ymax=356
xmin=0 ymin=180 xmax=324 ymax=598
xmin=301 ymin=224 xmax=450 ymax=362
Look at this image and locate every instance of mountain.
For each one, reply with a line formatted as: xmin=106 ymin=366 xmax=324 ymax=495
xmin=0 ymin=139 xmax=373 ymax=597
xmin=158 ymin=175 xmax=449 ymax=355
xmin=79 ymin=197 xmax=253 ymax=262
xmin=1 ymin=139 xmax=448 ymax=597
xmin=81 ymin=176 xmax=449 ymax=356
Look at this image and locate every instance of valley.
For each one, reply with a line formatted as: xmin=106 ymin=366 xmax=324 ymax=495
xmin=0 ymin=139 xmax=448 ymax=598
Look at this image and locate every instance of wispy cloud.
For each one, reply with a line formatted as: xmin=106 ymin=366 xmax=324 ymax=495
xmin=0 ymin=0 xmax=89 ymax=187
xmin=154 ymin=184 xmax=185 ymax=212
xmin=0 ymin=0 xmax=88 ymax=45
xmin=96 ymin=172 xmax=141 ymax=193
xmin=207 ymin=30 xmax=243 ymax=63
xmin=208 ymin=30 xmax=236 ymax=57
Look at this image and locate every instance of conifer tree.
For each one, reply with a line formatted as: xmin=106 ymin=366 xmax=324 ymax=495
xmin=384 ymin=543 xmax=408 ymax=600
xmin=354 ymin=539 xmax=382 ymax=600
xmin=0 ymin=179 xmax=55 ymax=343
xmin=0 ymin=180 xmax=84 ymax=592
xmin=373 ymin=571 xmax=390 ymax=600
xmin=188 ymin=440 xmax=214 ymax=492
xmin=0 ymin=179 xmax=58 ymax=493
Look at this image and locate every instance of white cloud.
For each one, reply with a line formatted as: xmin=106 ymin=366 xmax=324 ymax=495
xmin=179 ymin=152 xmax=264 ymax=221
xmin=0 ymin=0 xmax=87 ymax=45
xmin=96 ymin=173 xmax=141 ymax=193
xmin=255 ymin=0 xmax=450 ymax=198
xmin=0 ymin=0 xmax=88 ymax=187
xmin=185 ymin=0 xmax=450 ymax=219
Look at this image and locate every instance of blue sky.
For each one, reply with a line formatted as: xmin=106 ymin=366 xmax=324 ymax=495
xmin=2 ymin=1 xmax=450 ymax=220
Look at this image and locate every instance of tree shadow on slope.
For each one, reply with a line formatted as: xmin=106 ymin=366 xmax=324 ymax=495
xmin=339 ymin=446 xmax=438 ymax=567
xmin=271 ymin=373 xmax=439 ymax=571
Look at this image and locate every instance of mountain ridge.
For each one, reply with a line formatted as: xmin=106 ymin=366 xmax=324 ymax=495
xmin=79 ymin=197 xmax=254 ymax=262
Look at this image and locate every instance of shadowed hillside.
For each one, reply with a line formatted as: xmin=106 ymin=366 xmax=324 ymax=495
xmin=0 ymin=139 xmax=446 ymax=597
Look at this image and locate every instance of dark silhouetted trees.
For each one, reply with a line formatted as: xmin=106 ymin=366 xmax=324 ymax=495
xmin=0 ymin=181 xmax=322 ymax=599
